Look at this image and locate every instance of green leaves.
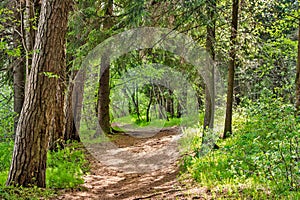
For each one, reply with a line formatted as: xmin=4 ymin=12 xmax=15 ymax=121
xmin=42 ymin=72 xmax=60 ymax=79
xmin=181 ymin=97 xmax=300 ymax=197
xmin=46 ymin=144 xmax=88 ymax=189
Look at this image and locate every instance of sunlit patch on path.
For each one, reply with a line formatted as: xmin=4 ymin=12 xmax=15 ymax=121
xmin=57 ymin=127 xmax=207 ymax=199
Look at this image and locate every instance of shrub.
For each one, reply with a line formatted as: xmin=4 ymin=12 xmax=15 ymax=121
xmin=46 ymin=143 xmax=89 ymax=189
xmin=181 ymin=97 xmax=300 ymax=198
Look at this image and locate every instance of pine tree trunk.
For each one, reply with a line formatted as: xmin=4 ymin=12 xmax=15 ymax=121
xmin=65 ymin=70 xmax=82 ymax=142
xmin=98 ymin=51 xmax=112 ymax=134
xmin=50 ymin=38 xmax=67 ymax=150
xmin=97 ymin=0 xmax=113 ymax=134
xmin=222 ymin=0 xmax=239 ymax=138
xmin=12 ymin=1 xmax=25 ymax=134
xmin=24 ymin=0 xmax=40 ymax=78
xmin=204 ymin=0 xmax=216 ymax=130
xmin=6 ymin=0 xmax=71 ymax=187
xmin=49 ymin=72 xmax=66 ymax=150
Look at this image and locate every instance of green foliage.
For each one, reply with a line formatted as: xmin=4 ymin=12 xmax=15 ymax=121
xmin=46 ymin=143 xmax=89 ymax=189
xmin=0 ymin=141 xmax=13 ymax=174
xmin=0 ymin=186 xmax=55 ymax=200
xmin=181 ymin=96 xmax=300 ymax=198
xmin=0 ymin=142 xmax=89 ymax=199
xmin=42 ymin=72 xmax=60 ymax=79
xmin=0 ymin=85 xmax=14 ymax=141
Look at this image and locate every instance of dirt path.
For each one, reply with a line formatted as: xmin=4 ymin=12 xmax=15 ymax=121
xmin=57 ymin=127 xmax=206 ymax=200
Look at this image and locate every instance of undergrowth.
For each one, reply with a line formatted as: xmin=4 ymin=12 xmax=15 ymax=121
xmin=180 ymin=96 xmax=300 ymax=199
xmin=0 ymin=141 xmax=89 ymax=200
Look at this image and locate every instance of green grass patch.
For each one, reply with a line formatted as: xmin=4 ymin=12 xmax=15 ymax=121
xmin=181 ymin=97 xmax=300 ymax=199
xmin=0 ymin=141 xmax=89 ymax=199
xmin=46 ymin=143 xmax=89 ymax=189
xmin=113 ymin=114 xmax=200 ymax=129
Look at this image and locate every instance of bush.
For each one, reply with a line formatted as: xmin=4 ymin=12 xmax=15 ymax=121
xmin=46 ymin=143 xmax=89 ymax=189
xmin=0 ymin=142 xmax=89 ymax=199
xmin=181 ymin=97 xmax=300 ymax=198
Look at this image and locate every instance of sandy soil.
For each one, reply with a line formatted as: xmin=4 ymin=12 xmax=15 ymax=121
xmin=55 ymin=127 xmax=208 ymax=200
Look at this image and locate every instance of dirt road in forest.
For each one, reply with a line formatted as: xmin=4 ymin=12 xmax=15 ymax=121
xmin=57 ymin=127 xmax=207 ymax=200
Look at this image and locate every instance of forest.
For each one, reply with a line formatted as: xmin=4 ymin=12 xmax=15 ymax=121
xmin=0 ymin=0 xmax=299 ymax=199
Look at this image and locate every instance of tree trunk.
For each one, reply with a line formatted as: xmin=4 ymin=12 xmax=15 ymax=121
xmin=24 ymin=0 xmax=40 ymax=79
xmin=295 ymin=19 xmax=300 ymax=116
xmin=6 ymin=0 xmax=71 ymax=187
xmin=222 ymin=0 xmax=239 ymax=138
xmin=146 ymin=89 xmax=153 ymax=122
xmin=204 ymin=0 xmax=216 ymax=130
xmin=12 ymin=1 xmax=25 ymax=134
xmin=13 ymin=58 xmax=25 ymax=134
xmin=97 ymin=0 xmax=113 ymax=134
xmin=49 ymin=70 xmax=67 ymax=150
xmin=64 ymin=70 xmax=81 ymax=142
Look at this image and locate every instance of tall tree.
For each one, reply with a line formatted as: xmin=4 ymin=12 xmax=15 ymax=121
xmin=24 ymin=0 xmax=37 ymax=78
xmin=6 ymin=0 xmax=72 ymax=187
xmin=222 ymin=0 xmax=239 ymax=138
xmin=204 ymin=0 xmax=216 ymax=130
xmin=12 ymin=0 xmax=41 ymax=133
xmin=97 ymin=0 xmax=113 ymax=134
xmin=11 ymin=1 xmax=25 ymax=134
xmin=50 ymin=31 xmax=68 ymax=150
xmin=64 ymin=69 xmax=82 ymax=142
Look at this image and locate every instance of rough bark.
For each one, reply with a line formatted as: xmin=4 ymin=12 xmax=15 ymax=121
xmin=97 ymin=0 xmax=113 ymax=134
xmin=222 ymin=0 xmax=239 ymax=138
xmin=6 ymin=0 xmax=71 ymax=187
xmin=204 ymin=0 xmax=216 ymax=130
xmin=65 ymin=70 xmax=82 ymax=142
xmin=50 ymin=30 xmax=68 ymax=150
xmin=49 ymin=69 xmax=67 ymax=150
xmin=295 ymin=19 xmax=300 ymax=116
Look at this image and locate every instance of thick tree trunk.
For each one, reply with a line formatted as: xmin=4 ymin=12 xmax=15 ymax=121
xmin=97 ymin=0 xmax=113 ymax=134
xmin=49 ymin=71 xmax=67 ymax=150
xmin=222 ymin=0 xmax=239 ymax=138
xmin=6 ymin=0 xmax=71 ymax=187
xmin=98 ymin=52 xmax=111 ymax=134
xmin=295 ymin=19 xmax=300 ymax=116
xmin=50 ymin=32 xmax=68 ymax=150
xmin=204 ymin=0 xmax=216 ymax=130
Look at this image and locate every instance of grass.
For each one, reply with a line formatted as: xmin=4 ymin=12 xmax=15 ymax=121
xmin=180 ymin=98 xmax=300 ymax=199
xmin=0 ymin=141 xmax=89 ymax=199
xmin=112 ymin=114 xmax=200 ymax=129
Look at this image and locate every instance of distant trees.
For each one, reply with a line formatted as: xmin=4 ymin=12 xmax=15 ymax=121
xmin=6 ymin=0 xmax=72 ymax=187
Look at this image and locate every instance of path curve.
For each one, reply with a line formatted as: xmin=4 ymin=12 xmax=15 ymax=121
xmin=56 ymin=127 xmax=207 ymax=199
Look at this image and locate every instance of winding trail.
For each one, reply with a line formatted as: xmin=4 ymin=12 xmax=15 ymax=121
xmin=57 ymin=127 xmax=207 ymax=199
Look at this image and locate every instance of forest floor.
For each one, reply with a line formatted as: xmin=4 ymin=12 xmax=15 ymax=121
xmin=56 ymin=126 xmax=210 ymax=200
